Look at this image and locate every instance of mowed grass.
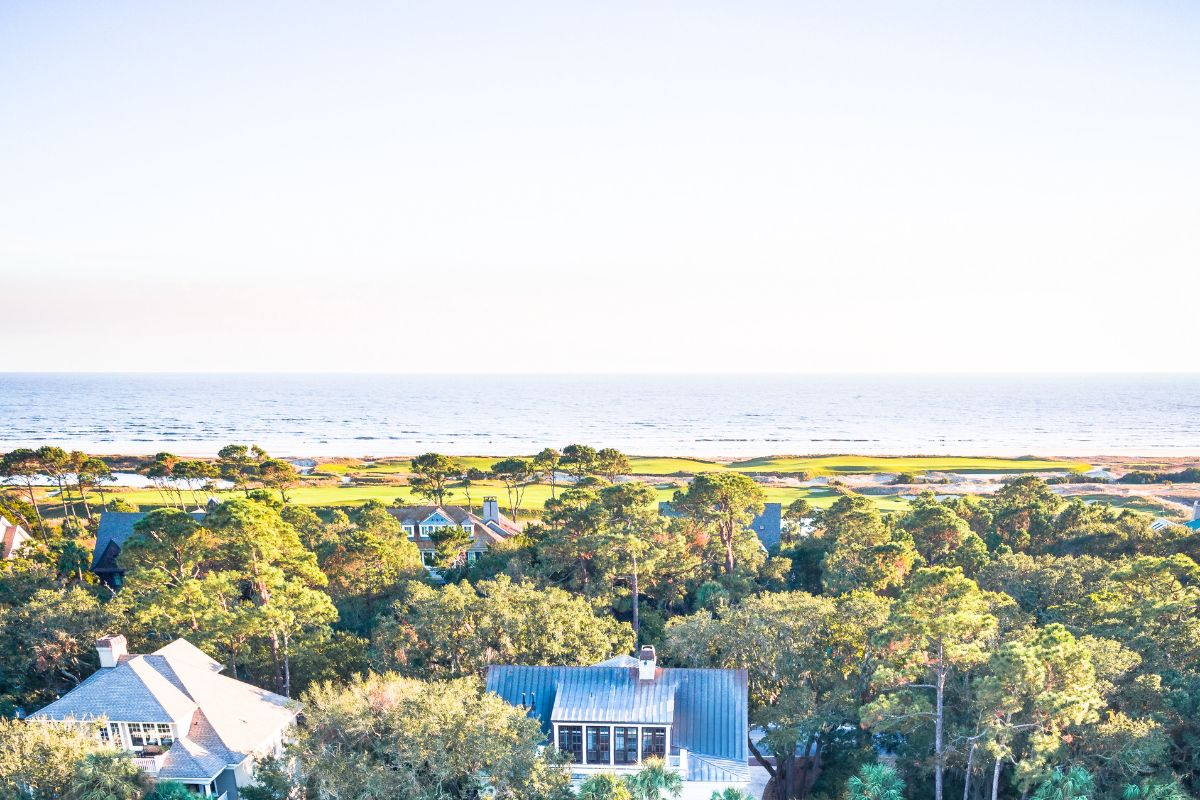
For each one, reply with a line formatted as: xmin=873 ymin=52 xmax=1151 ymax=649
xmin=1068 ymin=493 xmax=1177 ymax=517
xmin=13 ymin=482 xmax=910 ymax=516
xmin=310 ymin=454 xmax=1088 ymax=478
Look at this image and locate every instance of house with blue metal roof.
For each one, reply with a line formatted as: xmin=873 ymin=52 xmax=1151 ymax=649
xmin=486 ymin=646 xmax=750 ymax=799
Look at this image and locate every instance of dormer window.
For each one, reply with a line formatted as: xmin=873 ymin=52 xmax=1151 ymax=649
xmin=125 ymin=722 xmax=174 ymax=751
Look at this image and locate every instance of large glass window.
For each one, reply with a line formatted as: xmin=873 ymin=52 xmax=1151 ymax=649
xmin=126 ymin=723 xmax=173 ymax=750
xmin=586 ymin=726 xmax=611 ymax=765
xmin=641 ymin=727 xmax=666 ymax=759
xmin=614 ymin=727 xmax=639 ymax=764
xmin=557 ymin=726 xmax=583 ymax=764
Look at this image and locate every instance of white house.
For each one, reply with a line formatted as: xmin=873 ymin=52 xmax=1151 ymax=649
xmin=487 ymin=646 xmax=751 ymax=800
xmin=1 ymin=515 xmax=31 ymax=559
xmin=388 ymin=497 xmax=521 ymax=568
xmin=30 ymin=635 xmax=296 ymax=799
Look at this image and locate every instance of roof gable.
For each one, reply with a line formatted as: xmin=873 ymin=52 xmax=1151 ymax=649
xmin=1 ymin=516 xmax=30 ymax=559
xmin=31 ymin=638 xmax=295 ymax=767
xmin=93 ymin=512 xmax=206 ymax=570
xmin=32 ymin=655 xmax=196 ymax=725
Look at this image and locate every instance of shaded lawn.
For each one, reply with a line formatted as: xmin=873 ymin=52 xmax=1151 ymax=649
xmin=13 ymin=482 xmax=911 ymax=516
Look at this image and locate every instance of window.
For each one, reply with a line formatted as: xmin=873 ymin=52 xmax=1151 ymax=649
xmin=614 ymin=727 xmax=638 ymax=764
xmin=557 ymin=726 xmax=583 ymax=764
xmin=127 ymin=722 xmax=173 ymax=750
xmin=641 ymin=727 xmax=666 ymax=759
xmin=586 ymin=726 xmax=611 ymax=765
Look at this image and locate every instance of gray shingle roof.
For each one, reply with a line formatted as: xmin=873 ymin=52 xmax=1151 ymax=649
xmin=389 ymin=505 xmax=521 ymax=537
xmin=156 ymin=735 xmax=227 ymax=782
xmin=485 ymin=664 xmax=748 ymax=771
xmin=32 ymin=656 xmax=194 ymax=725
xmin=92 ymin=512 xmax=206 ymax=572
xmin=30 ymin=639 xmax=295 ymax=782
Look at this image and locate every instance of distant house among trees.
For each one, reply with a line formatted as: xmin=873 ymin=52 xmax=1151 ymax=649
xmin=92 ymin=510 xmax=208 ymax=587
xmin=658 ymin=500 xmax=783 ymax=551
xmin=388 ymin=497 xmax=521 ymax=568
xmin=0 ymin=514 xmax=30 ymax=559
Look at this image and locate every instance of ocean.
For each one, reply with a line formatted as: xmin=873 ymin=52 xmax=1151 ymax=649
xmin=0 ymin=373 xmax=1198 ymax=458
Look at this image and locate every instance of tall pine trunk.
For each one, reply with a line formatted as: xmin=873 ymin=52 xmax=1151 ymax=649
xmin=935 ymin=643 xmax=946 ymax=800
xmin=631 ymin=550 xmax=640 ymax=637
xmin=23 ymin=482 xmax=45 ymax=531
xmin=963 ymin=740 xmax=977 ymax=800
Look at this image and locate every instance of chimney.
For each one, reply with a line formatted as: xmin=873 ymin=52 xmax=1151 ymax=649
xmin=483 ymin=497 xmax=500 ymax=523
xmin=96 ymin=635 xmax=127 ymax=669
xmin=637 ymin=645 xmax=657 ymax=681
xmin=1193 ymin=500 xmax=1199 ymax=522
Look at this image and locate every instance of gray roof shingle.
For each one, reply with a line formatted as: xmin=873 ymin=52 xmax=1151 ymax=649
xmin=30 ymin=639 xmax=296 ymax=782
xmin=92 ymin=512 xmax=206 ymax=572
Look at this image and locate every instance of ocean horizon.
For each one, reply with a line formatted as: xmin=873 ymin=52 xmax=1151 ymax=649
xmin=1 ymin=372 xmax=1198 ymax=458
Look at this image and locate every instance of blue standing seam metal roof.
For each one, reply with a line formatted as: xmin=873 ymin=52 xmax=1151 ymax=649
xmin=550 ymin=669 xmax=675 ymax=724
xmin=485 ymin=665 xmax=748 ymax=771
xmin=92 ymin=512 xmax=206 ymax=571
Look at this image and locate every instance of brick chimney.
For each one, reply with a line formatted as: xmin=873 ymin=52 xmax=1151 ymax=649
xmin=96 ymin=635 xmax=127 ymax=669
xmin=638 ymin=645 xmax=657 ymax=681
xmin=482 ymin=497 xmax=500 ymax=523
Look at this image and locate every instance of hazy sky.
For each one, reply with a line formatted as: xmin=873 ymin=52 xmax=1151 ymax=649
xmin=2 ymin=1 xmax=1198 ymax=373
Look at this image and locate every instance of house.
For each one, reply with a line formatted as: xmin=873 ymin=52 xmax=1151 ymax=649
xmin=658 ymin=501 xmax=784 ymax=551
xmin=1 ymin=515 xmax=31 ymax=559
xmin=486 ymin=646 xmax=749 ymax=800
xmin=92 ymin=511 xmax=207 ymax=587
xmin=387 ymin=497 xmax=521 ymax=568
xmin=30 ymin=635 xmax=296 ymax=799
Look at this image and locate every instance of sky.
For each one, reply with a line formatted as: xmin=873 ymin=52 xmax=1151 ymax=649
xmin=1 ymin=1 xmax=1198 ymax=374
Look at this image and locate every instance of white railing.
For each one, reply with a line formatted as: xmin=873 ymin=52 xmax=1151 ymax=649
xmin=131 ymin=753 xmax=166 ymax=774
